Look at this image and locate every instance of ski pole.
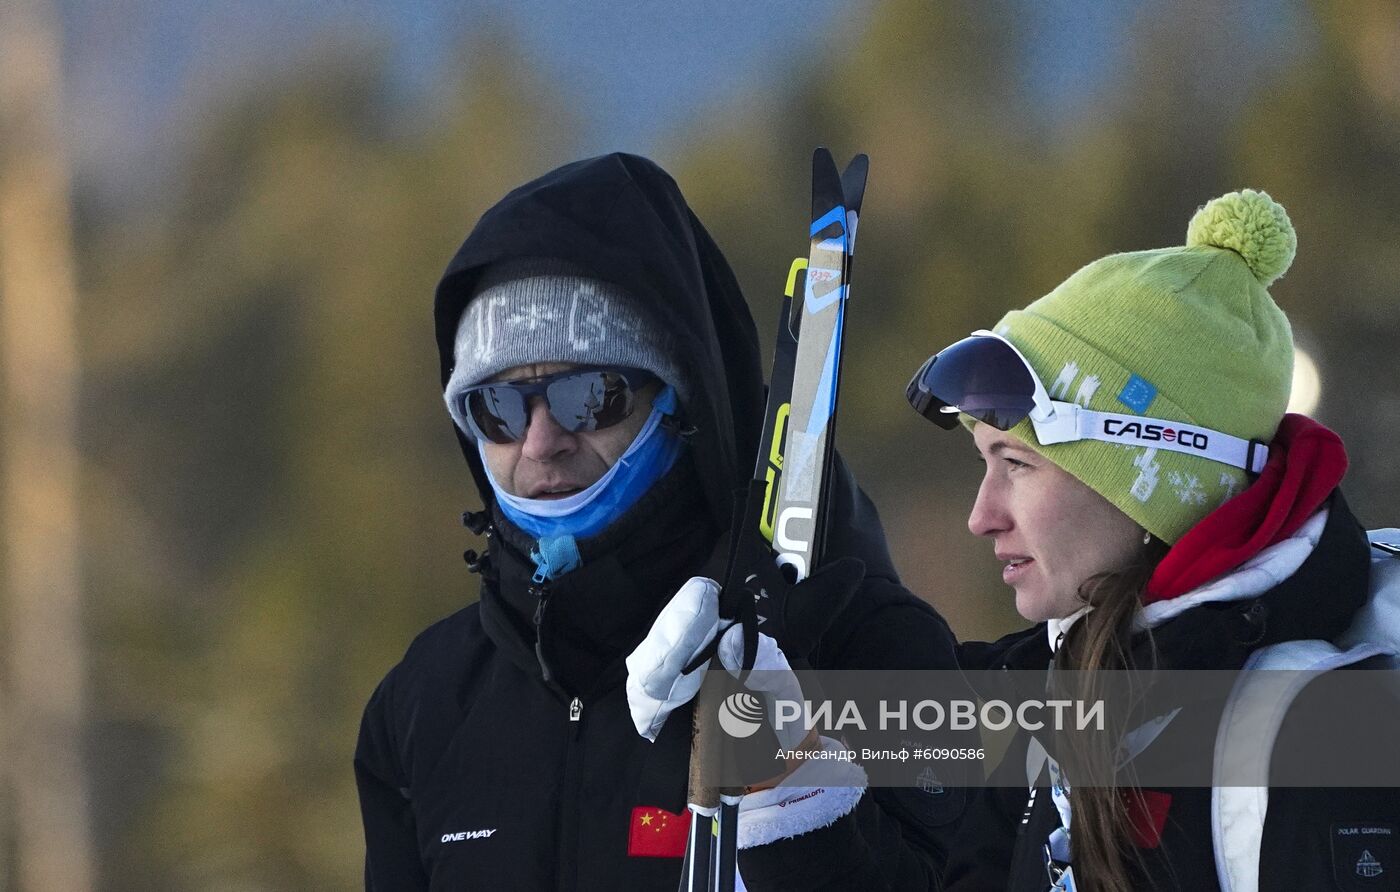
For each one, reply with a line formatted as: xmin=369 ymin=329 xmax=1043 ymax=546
xmin=680 ymin=148 xmax=868 ymax=892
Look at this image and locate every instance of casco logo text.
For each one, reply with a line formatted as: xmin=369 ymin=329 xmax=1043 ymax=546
xmin=1102 ymin=419 xmax=1209 ymax=450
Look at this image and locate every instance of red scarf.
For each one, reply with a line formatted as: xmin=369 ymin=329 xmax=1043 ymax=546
xmin=1143 ymin=414 xmax=1348 ymax=604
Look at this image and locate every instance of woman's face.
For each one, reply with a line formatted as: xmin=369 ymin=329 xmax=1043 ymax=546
xmin=968 ymin=423 xmax=1145 ymax=622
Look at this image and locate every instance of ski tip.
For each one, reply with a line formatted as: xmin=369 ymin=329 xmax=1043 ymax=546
xmin=811 ymin=147 xmax=838 ymax=192
xmin=811 ymin=148 xmax=845 ymax=224
xmin=841 ymin=154 xmax=870 ymax=211
xmin=842 ymin=154 xmax=870 ymax=184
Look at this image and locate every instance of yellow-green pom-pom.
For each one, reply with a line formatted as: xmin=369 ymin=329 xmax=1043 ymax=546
xmin=1186 ymin=189 xmax=1296 ymax=286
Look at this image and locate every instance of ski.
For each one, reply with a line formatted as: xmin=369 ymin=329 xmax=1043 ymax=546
xmin=772 ymin=147 xmax=867 ymax=582
xmin=681 ymin=147 xmax=869 ymax=892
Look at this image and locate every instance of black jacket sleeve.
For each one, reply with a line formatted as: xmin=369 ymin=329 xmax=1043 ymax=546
xmin=736 ymin=789 xmax=940 ymax=891
xmin=735 ymin=785 xmax=974 ymax=891
xmin=737 ymin=579 xmax=972 ymax=891
xmin=733 ymin=747 xmax=986 ymax=891
xmin=355 ymin=673 xmax=429 ymax=891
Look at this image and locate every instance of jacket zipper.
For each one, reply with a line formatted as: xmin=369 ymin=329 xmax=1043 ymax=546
xmin=529 ymin=570 xmax=584 ymax=888
xmin=559 ymin=677 xmax=585 ymax=892
xmin=530 ymin=580 xmax=556 ymax=684
xmin=529 ymin=580 xmax=583 ymax=723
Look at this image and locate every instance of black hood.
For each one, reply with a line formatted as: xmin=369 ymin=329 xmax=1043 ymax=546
xmin=433 ymin=153 xmax=765 ymax=530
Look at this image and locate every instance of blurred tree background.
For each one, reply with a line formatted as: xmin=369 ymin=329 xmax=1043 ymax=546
xmin=1 ymin=0 xmax=1397 ymax=887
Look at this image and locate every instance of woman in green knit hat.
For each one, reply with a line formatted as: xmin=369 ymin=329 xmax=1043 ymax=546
xmin=909 ymin=191 xmax=1399 ymax=891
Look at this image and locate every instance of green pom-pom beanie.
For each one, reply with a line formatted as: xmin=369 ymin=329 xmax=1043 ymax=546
xmin=991 ymin=190 xmax=1297 ymax=544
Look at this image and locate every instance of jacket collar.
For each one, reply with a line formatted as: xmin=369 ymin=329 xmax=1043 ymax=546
xmin=1138 ymin=507 xmax=1330 ymax=629
xmin=1146 ymin=414 xmax=1348 ymax=602
xmin=1138 ymin=489 xmax=1370 ymax=670
xmin=477 ymin=456 xmax=720 ymax=695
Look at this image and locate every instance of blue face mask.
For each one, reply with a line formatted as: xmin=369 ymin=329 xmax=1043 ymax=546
xmin=480 ymin=387 xmax=684 ymax=577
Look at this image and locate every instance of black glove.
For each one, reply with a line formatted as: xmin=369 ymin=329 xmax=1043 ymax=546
xmin=753 ymin=556 xmax=865 ymax=662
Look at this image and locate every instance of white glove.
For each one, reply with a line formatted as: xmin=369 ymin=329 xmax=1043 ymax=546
xmin=714 ymin=622 xmax=808 ymax=749
xmin=626 ymin=578 xmax=868 ymax=847
xmin=625 ymin=577 xmax=721 ymax=741
xmin=626 ymin=576 xmax=805 ymax=744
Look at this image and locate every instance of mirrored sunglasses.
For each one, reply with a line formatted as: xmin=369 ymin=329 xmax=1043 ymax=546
xmin=458 ymin=366 xmax=658 ymax=445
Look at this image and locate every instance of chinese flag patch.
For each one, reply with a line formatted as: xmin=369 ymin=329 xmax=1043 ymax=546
xmin=627 ymin=805 xmax=691 ymax=858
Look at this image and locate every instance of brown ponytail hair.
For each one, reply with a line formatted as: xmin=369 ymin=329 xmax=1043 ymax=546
xmin=1050 ymin=535 xmax=1170 ymax=892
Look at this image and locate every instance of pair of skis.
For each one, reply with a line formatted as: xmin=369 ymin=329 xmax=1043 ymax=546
xmin=680 ymin=147 xmax=869 ymax=892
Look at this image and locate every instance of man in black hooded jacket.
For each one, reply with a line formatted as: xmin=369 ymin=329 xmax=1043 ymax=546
xmin=354 ymin=153 xmax=965 ymax=890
